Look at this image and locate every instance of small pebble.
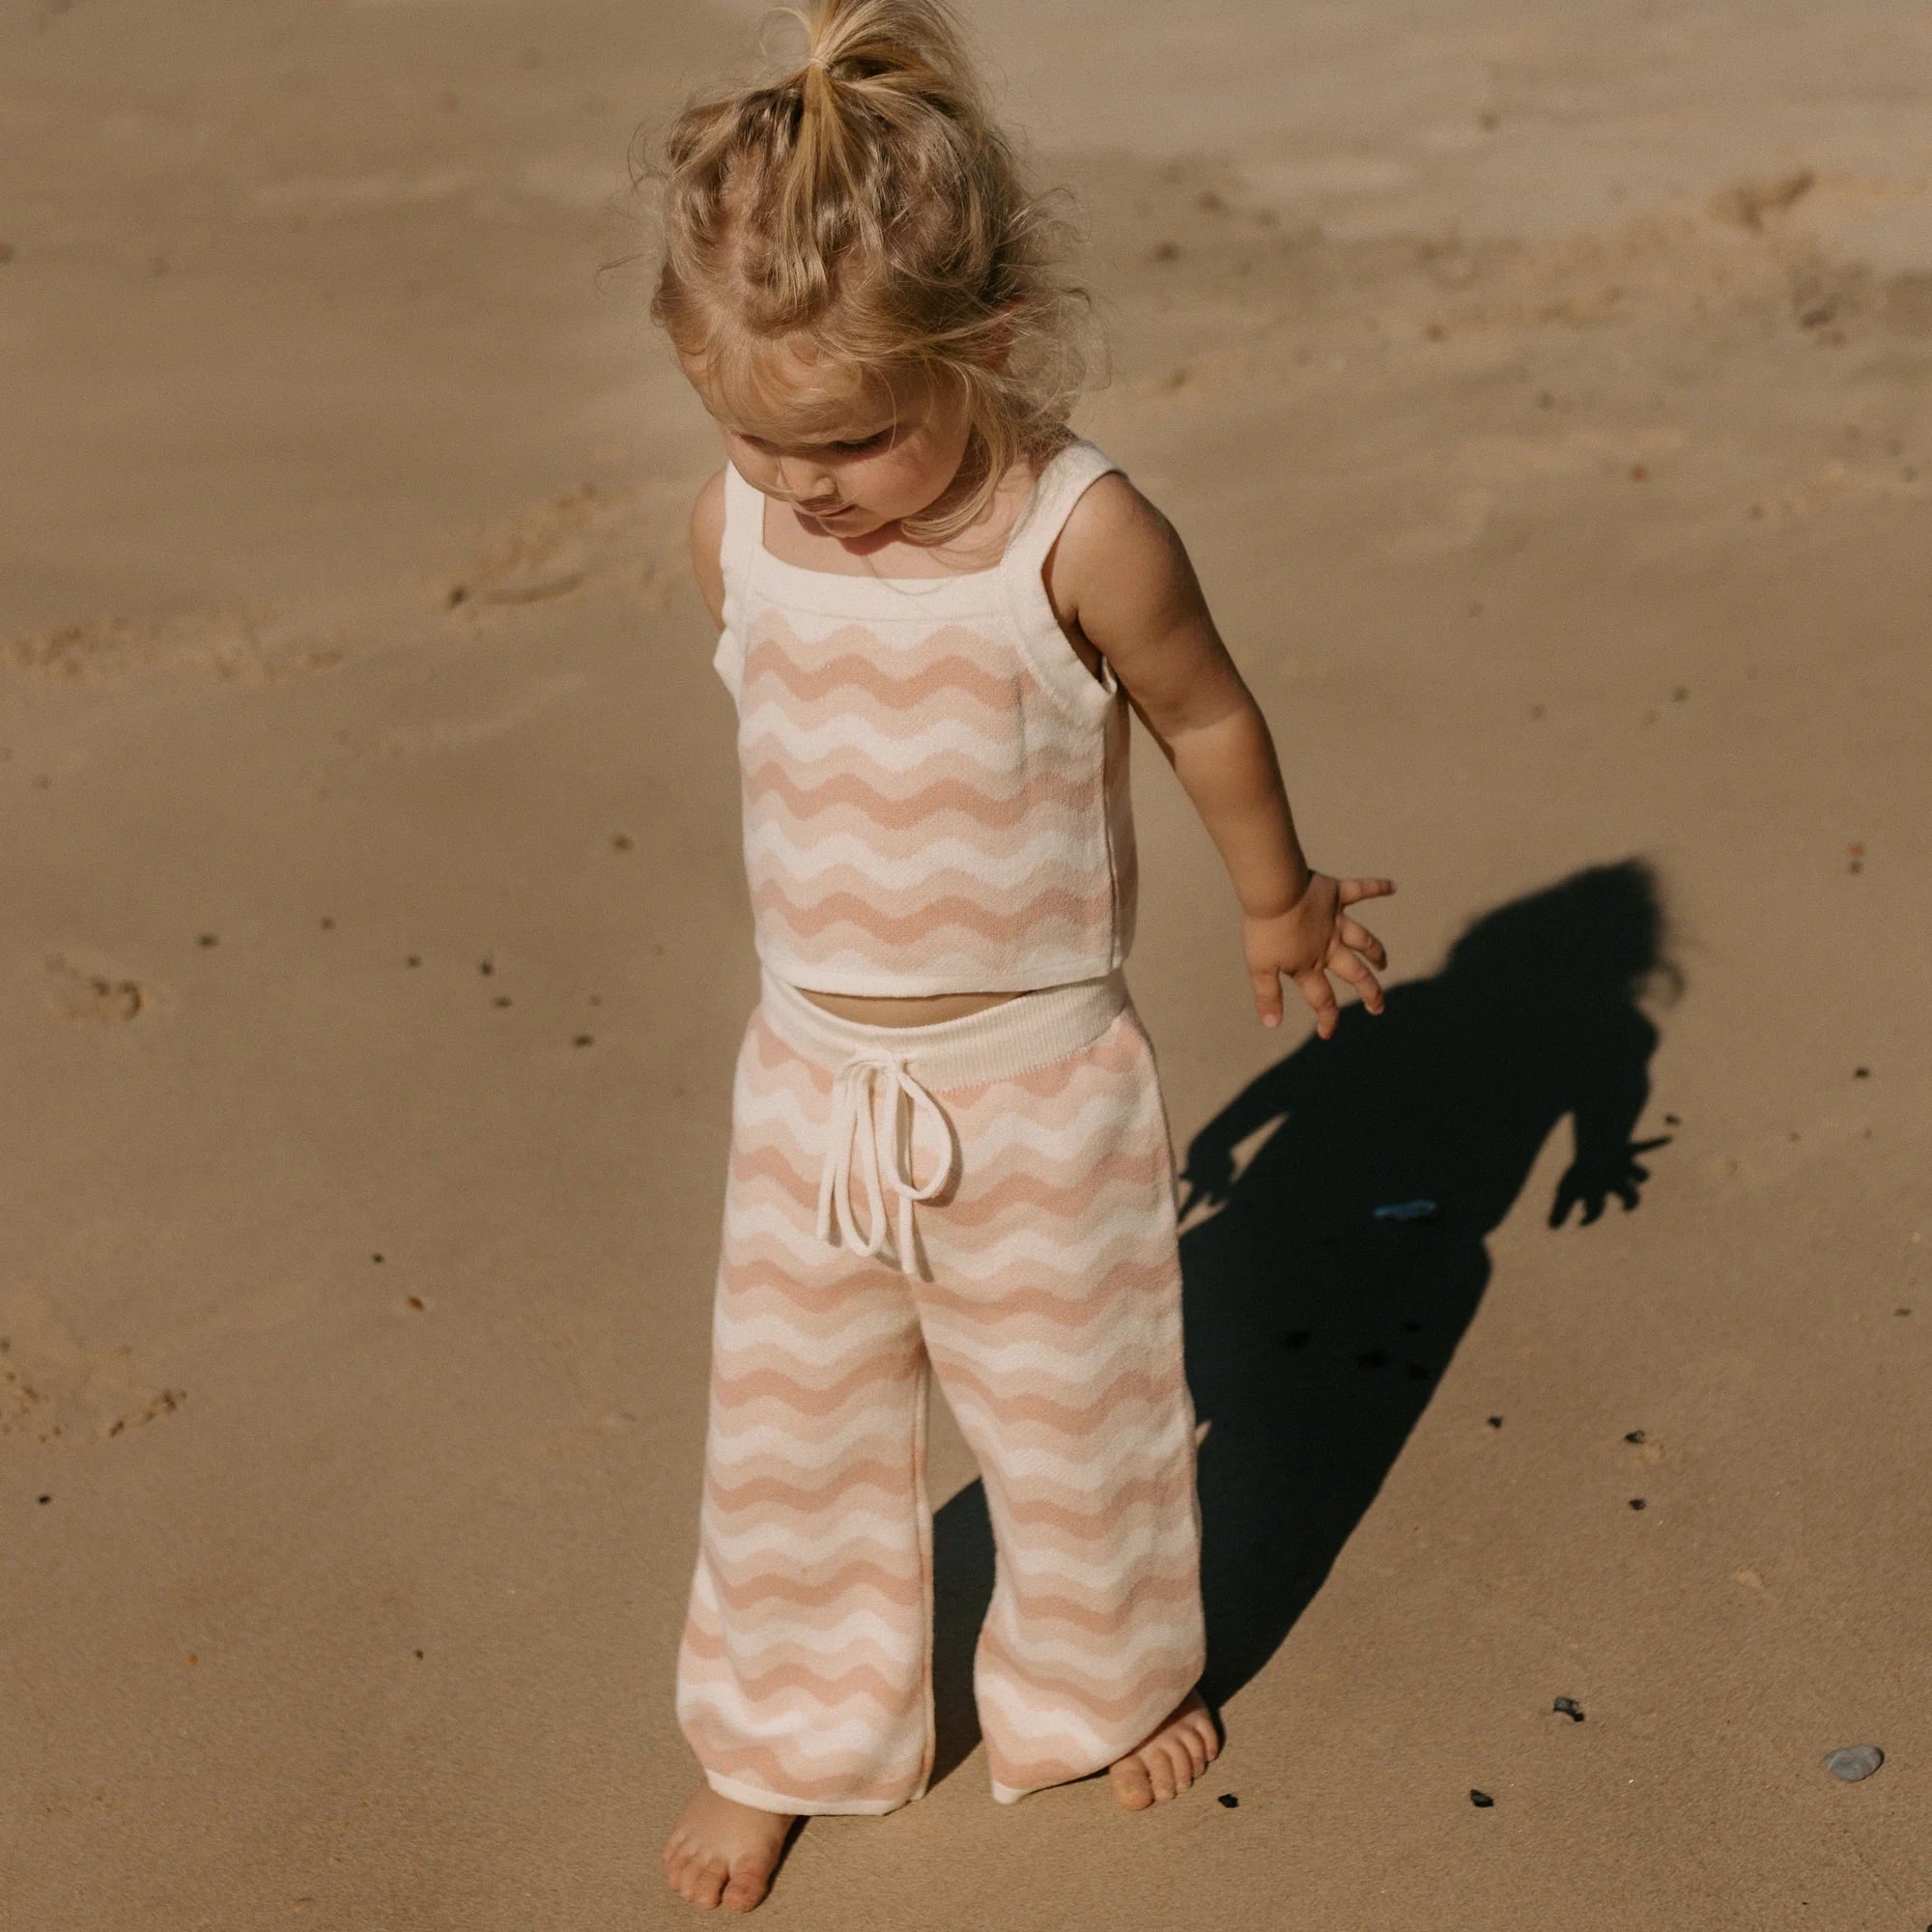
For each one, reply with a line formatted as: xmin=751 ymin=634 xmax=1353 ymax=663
xmin=1664 ymin=1112 xmax=1682 ymax=1126
xmin=196 ymin=933 xmax=218 ymax=948
xmin=479 ymin=957 xmax=495 ymax=978
xmin=320 ymin=917 xmax=335 ymax=930
xmin=372 ymin=1253 xmax=384 ymax=1264
xmin=1553 ymin=1696 xmax=1584 ymax=1722
xmin=1487 ymin=1416 xmax=1503 ymax=1429
xmin=1821 ymin=1745 xmax=1884 ymax=1782
xmin=407 ymin=1295 xmax=425 ymax=1312
xmin=1625 ymin=1429 xmax=1647 ymax=1444
xmin=1217 ymin=1793 xmax=1238 ymax=1809
xmin=413 ymin=1649 xmax=425 ymax=1660
xmin=574 ymin=1034 xmax=594 ymax=1048
xmin=494 ymin=996 xmax=512 ymax=1009
xmin=1854 ymin=1066 xmax=1870 ymax=1079
xmin=1470 ymin=1789 xmax=1494 ymax=1808
xmin=1629 ymin=1498 xmax=1647 ymax=1511
xmin=406 ymin=955 xmax=421 ymax=968
xmin=38 ymin=1494 xmax=51 ymax=1505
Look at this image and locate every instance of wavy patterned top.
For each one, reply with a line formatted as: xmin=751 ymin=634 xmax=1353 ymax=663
xmin=712 ymin=440 xmax=1139 ymax=996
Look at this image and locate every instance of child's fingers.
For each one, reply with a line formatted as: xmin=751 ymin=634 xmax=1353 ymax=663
xmin=1328 ymin=946 xmax=1385 ymax=1014
xmin=1338 ymin=916 xmax=1386 ymax=968
xmin=1250 ymin=966 xmax=1285 ymax=1029
xmin=1293 ymin=967 xmax=1341 ymax=1038
xmin=1337 ymin=876 xmax=1396 ymax=906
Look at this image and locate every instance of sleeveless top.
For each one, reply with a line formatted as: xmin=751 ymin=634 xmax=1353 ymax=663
xmin=711 ymin=437 xmax=1139 ymax=997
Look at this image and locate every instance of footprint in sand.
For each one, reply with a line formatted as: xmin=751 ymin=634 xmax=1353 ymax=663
xmin=440 ymin=479 xmax=687 ymax=612
xmin=8 ymin=608 xmax=344 ymax=684
xmin=43 ymin=955 xmax=143 ymax=1024
xmin=0 ymin=1286 xmax=184 ymax=1446
xmin=1708 ymin=169 xmax=1815 ymax=234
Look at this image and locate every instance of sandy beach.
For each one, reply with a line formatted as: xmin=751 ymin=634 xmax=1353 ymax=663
xmin=5 ymin=1 xmax=1930 ymax=1924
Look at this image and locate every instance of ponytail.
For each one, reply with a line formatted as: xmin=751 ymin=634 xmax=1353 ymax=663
xmin=642 ymin=0 xmax=1096 ymax=542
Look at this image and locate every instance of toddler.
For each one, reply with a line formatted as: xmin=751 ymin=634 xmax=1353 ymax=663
xmin=647 ymin=0 xmax=1392 ymax=1911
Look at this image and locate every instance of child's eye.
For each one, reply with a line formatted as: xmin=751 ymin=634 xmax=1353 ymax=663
xmin=830 ymin=431 xmax=891 ymax=453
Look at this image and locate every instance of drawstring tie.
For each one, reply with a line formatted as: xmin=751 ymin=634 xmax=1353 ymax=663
xmin=815 ymin=1054 xmax=959 ymax=1278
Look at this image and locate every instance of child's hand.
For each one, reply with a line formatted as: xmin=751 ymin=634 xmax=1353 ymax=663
xmin=1243 ymin=874 xmax=1395 ymax=1037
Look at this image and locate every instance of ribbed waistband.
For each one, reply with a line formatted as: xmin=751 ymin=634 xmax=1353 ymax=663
xmin=756 ymin=967 xmax=1131 ymax=1093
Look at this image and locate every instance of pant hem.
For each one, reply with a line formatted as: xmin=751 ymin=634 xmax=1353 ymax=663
xmin=703 ymin=1768 xmax=919 ymax=1818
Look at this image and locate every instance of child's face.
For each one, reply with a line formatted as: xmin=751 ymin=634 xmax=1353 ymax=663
xmin=682 ymin=343 xmax=973 ymax=539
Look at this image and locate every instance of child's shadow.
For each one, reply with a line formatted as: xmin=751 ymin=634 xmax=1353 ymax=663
xmin=928 ymin=859 xmax=1675 ymax=1776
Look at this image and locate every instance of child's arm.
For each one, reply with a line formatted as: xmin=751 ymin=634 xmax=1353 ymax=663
xmin=689 ymin=469 xmax=727 ymax=630
xmin=1052 ymin=476 xmax=1393 ymax=1036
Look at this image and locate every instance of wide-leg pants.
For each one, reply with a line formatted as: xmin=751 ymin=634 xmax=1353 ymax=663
xmin=675 ymin=967 xmax=1205 ymax=1814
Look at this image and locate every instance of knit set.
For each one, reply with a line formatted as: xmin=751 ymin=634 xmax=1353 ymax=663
xmin=678 ymin=440 xmax=1205 ymax=1812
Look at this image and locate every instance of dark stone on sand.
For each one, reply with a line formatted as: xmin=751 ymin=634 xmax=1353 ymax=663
xmin=1553 ymin=1697 xmax=1584 ymax=1721
xmin=1487 ymin=1416 xmax=1503 ymax=1429
xmin=1629 ymin=1498 xmax=1647 ymax=1510
xmin=1625 ymin=1430 xmax=1647 ymax=1444
xmin=1470 ymin=1789 xmax=1494 ymax=1807
xmin=1217 ymin=1793 xmax=1238 ymax=1809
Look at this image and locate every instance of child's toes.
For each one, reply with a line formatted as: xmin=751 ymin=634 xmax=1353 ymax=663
xmin=1146 ymin=1743 xmax=1179 ymax=1803
xmin=722 ymin=1855 xmax=777 ymax=1913
xmin=687 ymin=1855 xmax=730 ymax=1909
xmin=1185 ymin=1707 xmax=1221 ymax=1765
xmin=1110 ymin=1752 xmax=1156 ymax=1810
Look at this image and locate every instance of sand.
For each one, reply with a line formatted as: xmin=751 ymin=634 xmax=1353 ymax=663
xmin=4 ymin=1 xmax=1930 ymax=1925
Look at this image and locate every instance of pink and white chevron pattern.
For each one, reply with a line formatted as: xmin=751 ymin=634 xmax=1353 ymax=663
xmin=736 ymin=608 xmax=1134 ymax=996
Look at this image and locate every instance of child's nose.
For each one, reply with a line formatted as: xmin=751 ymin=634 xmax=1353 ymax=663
xmin=776 ymin=455 xmax=833 ymax=502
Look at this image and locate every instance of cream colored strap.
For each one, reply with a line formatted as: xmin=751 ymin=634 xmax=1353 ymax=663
xmin=814 ymin=1055 xmax=960 ymax=1278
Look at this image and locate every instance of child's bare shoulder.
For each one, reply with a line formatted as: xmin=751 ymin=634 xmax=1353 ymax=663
xmin=689 ymin=469 xmax=727 ymax=629
xmin=1045 ymin=469 xmax=1196 ymax=629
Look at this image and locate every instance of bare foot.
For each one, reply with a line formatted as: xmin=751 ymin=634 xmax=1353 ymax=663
xmin=1108 ymin=1690 xmax=1221 ymax=1809
xmin=664 ymin=1785 xmax=797 ymax=1913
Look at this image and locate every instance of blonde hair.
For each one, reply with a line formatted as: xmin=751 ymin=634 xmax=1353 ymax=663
xmin=639 ymin=0 xmax=1096 ymax=543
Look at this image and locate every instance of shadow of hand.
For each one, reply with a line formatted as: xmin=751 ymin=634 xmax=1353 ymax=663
xmin=1548 ymin=1134 xmax=1672 ymax=1227
xmin=1178 ymin=1144 xmax=1237 ymax=1220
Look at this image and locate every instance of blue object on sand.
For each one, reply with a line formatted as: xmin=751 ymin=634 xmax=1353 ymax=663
xmin=1374 ymin=1199 xmax=1441 ymax=1223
